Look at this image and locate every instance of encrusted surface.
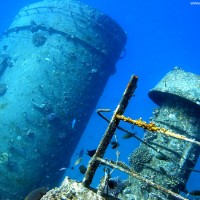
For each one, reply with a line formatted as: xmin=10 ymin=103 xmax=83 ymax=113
xmin=0 ymin=0 xmax=127 ymax=199
xmin=126 ymin=68 xmax=200 ymax=200
xmin=128 ymin=145 xmax=152 ymax=172
xmin=41 ymin=177 xmax=115 ymax=200
xmin=149 ymin=67 xmax=200 ymax=106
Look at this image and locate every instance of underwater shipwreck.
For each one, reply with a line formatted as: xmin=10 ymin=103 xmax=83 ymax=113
xmin=0 ymin=0 xmax=200 ymax=200
xmin=0 ymin=0 xmax=126 ymax=199
xmin=40 ymin=68 xmax=200 ymax=200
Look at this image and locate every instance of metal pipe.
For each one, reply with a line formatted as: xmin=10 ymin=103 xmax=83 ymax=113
xmin=83 ymin=75 xmax=138 ymax=186
xmin=0 ymin=0 xmax=126 ymax=199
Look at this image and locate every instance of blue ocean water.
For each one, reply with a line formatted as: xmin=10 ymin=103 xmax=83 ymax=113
xmin=0 ymin=0 xmax=200 ymax=198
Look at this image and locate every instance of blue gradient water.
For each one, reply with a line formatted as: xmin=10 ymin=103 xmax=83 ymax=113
xmin=0 ymin=0 xmax=200 ymax=196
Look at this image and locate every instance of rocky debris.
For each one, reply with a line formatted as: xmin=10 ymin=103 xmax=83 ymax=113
xmin=41 ymin=177 xmax=118 ymax=200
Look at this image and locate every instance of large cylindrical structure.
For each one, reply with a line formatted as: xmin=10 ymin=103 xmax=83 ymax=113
xmin=0 ymin=0 xmax=126 ymax=199
xmin=124 ymin=68 xmax=200 ymax=200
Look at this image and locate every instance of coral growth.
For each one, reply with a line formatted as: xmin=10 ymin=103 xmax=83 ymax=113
xmin=128 ymin=146 xmax=152 ymax=172
xmin=32 ymin=32 xmax=47 ymax=47
xmin=41 ymin=177 xmax=109 ymax=200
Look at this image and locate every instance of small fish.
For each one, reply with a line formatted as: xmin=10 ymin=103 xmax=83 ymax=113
xmin=25 ymin=187 xmax=48 ymax=200
xmin=110 ymin=141 xmax=120 ymax=149
xmin=108 ymin=179 xmax=118 ymax=189
xmin=79 ymin=165 xmax=87 ymax=174
xmin=44 ymin=57 xmax=52 ymax=62
xmin=71 ymin=157 xmax=83 ymax=169
xmin=122 ymin=132 xmax=137 ymax=139
xmin=189 ymin=190 xmax=200 ymax=196
xmin=71 ymin=118 xmax=76 ymax=129
xmin=74 ymin=157 xmax=83 ymax=166
xmin=59 ymin=167 xmax=67 ymax=171
xmin=87 ymin=149 xmax=96 ymax=157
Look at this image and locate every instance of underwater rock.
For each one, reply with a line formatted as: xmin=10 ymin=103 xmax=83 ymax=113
xmin=41 ymin=177 xmax=116 ymax=200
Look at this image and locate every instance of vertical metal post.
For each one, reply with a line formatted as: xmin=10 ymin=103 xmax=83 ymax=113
xmin=83 ymin=75 xmax=138 ymax=186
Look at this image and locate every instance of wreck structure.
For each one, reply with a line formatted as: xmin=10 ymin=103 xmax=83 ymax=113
xmin=126 ymin=68 xmax=200 ymax=199
xmin=41 ymin=68 xmax=200 ymax=200
xmin=0 ymin=0 xmax=126 ymax=199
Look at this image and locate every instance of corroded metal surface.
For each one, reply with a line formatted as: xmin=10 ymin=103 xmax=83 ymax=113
xmin=125 ymin=68 xmax=200 ymax=200
xmin=41 ymin=177 xmax=117 ymax=200
xmin=0 ymin=0 xmax=126 ymax=199
xmin=149 ymin=67 xmax=200 ymax=106
xmin=83 ymin=75 xmax=138 ymax=186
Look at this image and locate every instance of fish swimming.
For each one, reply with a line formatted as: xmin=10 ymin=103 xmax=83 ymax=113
xmin=25 ymin=187 xmax=48 ymax=200
xmin=79 ymin=165 xmax=87 ymax=174
xmin=71 ymin=118 xmax=76 ymax=129
xmin=189 ymin=190 xmax=200 ymax=196
xmin=59 ymin=167 xmax=67 ymax=171
xmin=122 ymin=132 xmax=137 ymax=139
xmin=87 ymin=149 xmax=96 ymax=157
xmin=108 ymin=179 xmax=118 ymax=189
xmin=110 ymin=141 xmax=120 ymax=149
xmin=71 ymin=157 xmax=83 ymax=169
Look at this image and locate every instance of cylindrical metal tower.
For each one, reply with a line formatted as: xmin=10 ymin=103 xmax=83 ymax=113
xmin=0 ymin=0 xmax=126 ymax=199
xmin=126 ymin=68 xmax=200 ymax=200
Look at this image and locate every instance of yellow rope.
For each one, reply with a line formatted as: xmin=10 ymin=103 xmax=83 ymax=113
xmin=116 ymin=114 xmax=200 ymax=146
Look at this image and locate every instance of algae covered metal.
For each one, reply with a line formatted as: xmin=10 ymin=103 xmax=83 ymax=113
xmin=0 ymin=0 xmax=126 ymax=199
xmin=126 ymin=68 xmax=200 ymax=199
xmin=41 ymin=68 xmax=200 ymax=200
